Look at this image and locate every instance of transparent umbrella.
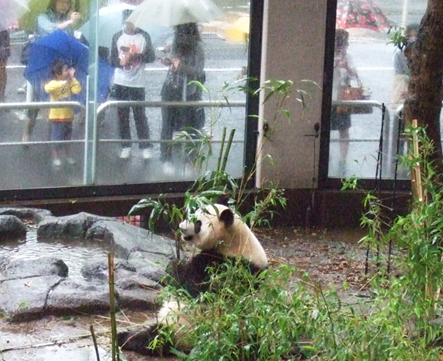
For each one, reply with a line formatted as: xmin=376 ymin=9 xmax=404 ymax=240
xmin=0 ymin=0 xmax=29 ymax=30
xmin=126 ymin=0 xmax=224 ymax=28
xmin=79 ymin=3 xmax=168 ymax=49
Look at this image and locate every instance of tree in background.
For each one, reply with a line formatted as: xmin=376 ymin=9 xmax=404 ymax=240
xmin=404 ymin=0 xmax=443 ymax=174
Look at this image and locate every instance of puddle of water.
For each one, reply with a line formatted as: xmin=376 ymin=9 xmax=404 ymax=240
xmin=0 ymin=231 xmax=111 ymax=282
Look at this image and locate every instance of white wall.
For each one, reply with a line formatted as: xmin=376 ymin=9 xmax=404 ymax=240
xmin=257 ymin=0 xmax=327 ymax=189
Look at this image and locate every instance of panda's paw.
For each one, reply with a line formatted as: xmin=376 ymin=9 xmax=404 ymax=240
xmin=118 ymin=325 xmax=159 ymax=355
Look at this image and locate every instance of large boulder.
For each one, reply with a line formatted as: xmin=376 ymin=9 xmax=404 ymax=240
xmin=0 ymin=210 xmax=177 ymax=322
xmin=0 ymin=215 xmax=27 ymax=240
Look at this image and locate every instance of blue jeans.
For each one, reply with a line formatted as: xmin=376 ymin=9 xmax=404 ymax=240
xmin=51 ymin=121 xmax=73 ymax=152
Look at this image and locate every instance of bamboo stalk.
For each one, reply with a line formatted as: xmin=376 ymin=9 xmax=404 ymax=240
xmin=221 ymin=129 xmax=236 ymax=173
xmin=90 ymin=325 xmax=100 ymax=361
xmin=411 ymin=119 xmax=423 ymax=202
xmin=108 ymin=253 xmax=119 ymax=361
xmin=213 ymin=127 xmax=227 ymax=188
xmin=410 ymin=120 xmax=441 ymax=308
xmin=216 ymin=127 xmax=227 ymax=173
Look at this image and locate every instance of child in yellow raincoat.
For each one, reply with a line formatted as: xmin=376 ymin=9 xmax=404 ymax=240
xmin=44 ymin=59 xmax=82 ymax=166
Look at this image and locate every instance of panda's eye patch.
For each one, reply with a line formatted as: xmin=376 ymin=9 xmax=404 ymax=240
xmin=194 ymin=220 xmax=202 ymax=234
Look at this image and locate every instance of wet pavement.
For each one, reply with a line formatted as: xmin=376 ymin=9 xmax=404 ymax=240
xmin=0 ymin=311 xmax=176 ymax=361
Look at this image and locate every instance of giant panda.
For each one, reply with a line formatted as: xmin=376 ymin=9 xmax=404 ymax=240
xmin=118 ymin=203 xmax=268 ymax=355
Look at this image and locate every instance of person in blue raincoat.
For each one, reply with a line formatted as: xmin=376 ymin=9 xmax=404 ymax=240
xmin=22 ymin=0 xmax=82 ymax=143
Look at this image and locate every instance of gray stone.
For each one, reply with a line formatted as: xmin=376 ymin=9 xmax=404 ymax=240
xmin=0 ymin=210 xmax=177 ymax=323
xmin=0 ymin=215 xmax=27 ymax=240
xmin=0 ymin=207 xmax=52 ymax=224
xmin=0 ymin=257 xmax=69 ymax=280
xmin=0 ymin=275 xmax=65 ymax=321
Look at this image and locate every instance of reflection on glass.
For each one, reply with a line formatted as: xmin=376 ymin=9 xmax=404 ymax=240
xmin=1 ymin=0 xmax=251 ymax=191
xmin=329 ymin=0 xmax=427 ymax=181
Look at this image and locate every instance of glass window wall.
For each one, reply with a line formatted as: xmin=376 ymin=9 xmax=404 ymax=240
xmin=0 ymin=0 xmax=252 ymax=192
xmin=328 ymin=0 xmax=441 ymax=181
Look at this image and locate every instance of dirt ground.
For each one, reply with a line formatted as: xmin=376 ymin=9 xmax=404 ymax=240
xmin=256 ymin=226 xmax=370 ymax=293
xmin=0 ymin=226 xmax=371 ymax=361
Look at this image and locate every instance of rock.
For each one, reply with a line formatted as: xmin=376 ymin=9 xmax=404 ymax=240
xmin=37 ymin=212 xmax=107 ymax=240
xmin=0 ymin=215 xmax=27 ymax=240
xmin=0 ymin=207 xmax=52 ymax=224
xmin=0 ymin=210 xmax=177 ymax=322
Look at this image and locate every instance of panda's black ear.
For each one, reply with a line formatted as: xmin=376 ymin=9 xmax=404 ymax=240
xmin=219 ymin=208 xmax=234 ymax=227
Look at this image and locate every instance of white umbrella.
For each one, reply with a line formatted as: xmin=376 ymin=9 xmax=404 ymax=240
xmin=0 ymin=0 xmax=29 ymax=30
xmin=126 ymin=0 xmax=224 ymax=28
xmin=79 ymin=3 xmax=168 ymax=50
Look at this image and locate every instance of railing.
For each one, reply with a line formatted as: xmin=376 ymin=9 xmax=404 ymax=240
xmin=331 ymin=100 xmax=394 ymax=177
xmin=0 ymin=100 xmax=247 ymax=185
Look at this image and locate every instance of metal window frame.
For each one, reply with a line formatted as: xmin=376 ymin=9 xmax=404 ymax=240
xmin=318 ymin=0 xmax=410 ymax=192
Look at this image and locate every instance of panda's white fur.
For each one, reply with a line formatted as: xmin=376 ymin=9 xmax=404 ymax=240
xmin=118 ymin=203 xmax=268 ymax=355
xmin=179 ymin=204 xmax=268 ymax=270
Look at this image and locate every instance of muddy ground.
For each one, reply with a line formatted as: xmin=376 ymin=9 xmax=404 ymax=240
xmin=0 ymin=226 xmax=372 ymax=361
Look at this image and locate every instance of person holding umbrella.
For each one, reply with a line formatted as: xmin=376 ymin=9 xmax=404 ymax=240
xmin=110 ymin=17 xmax=155 ymax=160
xmin=22 ymin=0 xmax=82 ymax=143
xmin=159 ymin=22 xmax=206 ymax=172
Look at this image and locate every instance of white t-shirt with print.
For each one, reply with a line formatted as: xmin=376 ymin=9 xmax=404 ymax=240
xmin=113 ymin=31 xmax=147 ymax=88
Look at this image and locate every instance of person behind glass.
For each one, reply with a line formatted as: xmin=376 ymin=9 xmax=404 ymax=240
xmin=390 ymin=23 xmax=419 ymax=109
xmin=159 ymin=22 xmax=205 ymax=169
xmin=0 ymin=29 xmax=11 ymax=107
xmin=110 ymin=19 xmax=155 ymax=160
xmin=44 ymin=59 xmax=82 ymax=167
xmin=331 ymin=28 xmax=357 ymax=171
xmin=22 ymin=0 xmax=82 ymax=143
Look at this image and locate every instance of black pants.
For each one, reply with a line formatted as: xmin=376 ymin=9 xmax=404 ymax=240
xmin=160 ymin=85 xmax=205 ymax=161
xmin=113 ymin=84 xmax=151 ymax=149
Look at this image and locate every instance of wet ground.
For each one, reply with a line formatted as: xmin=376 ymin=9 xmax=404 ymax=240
xmin=0 ymin=226 xmax=370 ymax=361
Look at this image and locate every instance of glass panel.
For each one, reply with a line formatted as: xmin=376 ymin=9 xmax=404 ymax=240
xmin=329 ymin=0 xmax=429 ymax=180
xmin=1 ymin=0 xmax=250 ymax=191
xmin=96 ymin=0 xmax=249 ymax=185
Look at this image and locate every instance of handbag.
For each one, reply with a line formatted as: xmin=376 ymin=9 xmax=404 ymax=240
xmin=337 ymin=76 xmax=372 ymax=115
xmin=161 ymin=70 xmax=185 ymax=101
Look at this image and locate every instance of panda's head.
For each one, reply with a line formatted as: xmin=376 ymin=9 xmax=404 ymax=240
xmin=178 ymin=204 xmax=234 ymax=251
xmin=178 ymin=204 xmax=268 ymax=270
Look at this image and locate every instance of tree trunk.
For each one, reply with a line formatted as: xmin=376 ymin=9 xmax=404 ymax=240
xmin=404 ymin=0 xmax=443 ymax=175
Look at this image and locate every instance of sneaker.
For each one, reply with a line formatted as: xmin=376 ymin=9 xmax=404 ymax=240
xmin=142 ymin=148 xmax=152 ymax=160
xmin=53 ymin=158 xmax=62 ymax=167
xmin=119 ymin=147 xmax=131 ymax=159
xmin=66 ymin=157 xmax=76 ymax=165
xmin=22 ymin=130 xmax=30 ymax=143
xmin=17 ymin=86 xmax=26 ymax=94
xmin=163 ymin=161 xmax=175 ymax=175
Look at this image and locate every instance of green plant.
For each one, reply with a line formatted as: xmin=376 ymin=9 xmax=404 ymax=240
xmin=129 ymin=78 xmax=316 ymax=232
xmin=156 ymin=263 xmax=314 ymax=361
xmin=387 ymin=26 xmax=408 ymax=50
xmin=137 ymin=124 xmax=443 ymax=359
